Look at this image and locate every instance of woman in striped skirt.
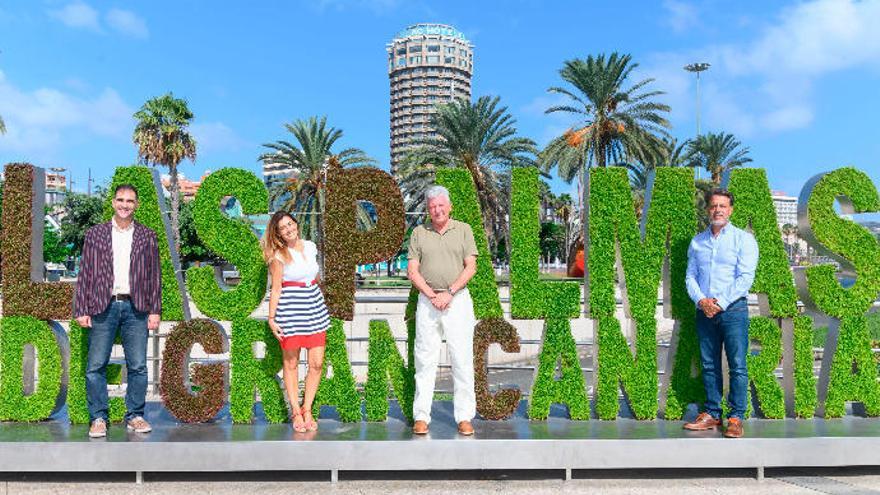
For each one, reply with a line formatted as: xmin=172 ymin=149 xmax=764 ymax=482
xmin=261 ymin=211 xmax=330 ymax=433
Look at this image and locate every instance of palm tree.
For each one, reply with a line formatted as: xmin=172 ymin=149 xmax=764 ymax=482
xmin=0 ymin=114 xmax=6 ymax=135
xmin=543 ymin=52 xmax=671 ymax=173
xmin=398 ymin=95 xmax=537 ymax=244
xmin=132 ymin=93 xmax=197 ymax=247
xmin=687 ymin=132 xmax=752 ymax=186
xmin=259 ymin=116 xmax=375 ymax=244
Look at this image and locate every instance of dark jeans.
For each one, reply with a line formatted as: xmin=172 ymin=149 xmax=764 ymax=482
xmin=86 ymin=299 xmax=149 ymax=423
xmin=695 ymin=297 xmax=750 ymax=420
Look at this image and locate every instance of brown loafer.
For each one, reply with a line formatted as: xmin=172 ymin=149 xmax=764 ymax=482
xmin=683 ymin=412 xmax=721 ymax=431
xmin=724 ymin=418 xmax=744 ymax=438
xmin=412 ymin=420 xmax=429 ymax=435
xmin=457 ymin=420 xmax=474 ymax=436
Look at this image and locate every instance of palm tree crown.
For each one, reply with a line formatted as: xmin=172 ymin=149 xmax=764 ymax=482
xmin=543 ymin=52 xmax=671 ymax=174
xmin=398 ymin=95 xmax=537 ymax=244
xmin=687 ymin=132 xmax=752 ymax=185
xmin=259 ymin=116 xmax=375 ymax=242
xmin=132 ymin=93 xmax=197 ymax=248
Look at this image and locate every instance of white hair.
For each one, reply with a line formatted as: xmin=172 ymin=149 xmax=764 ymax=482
xmin=425 ymin=185 xmax=451 ymax=203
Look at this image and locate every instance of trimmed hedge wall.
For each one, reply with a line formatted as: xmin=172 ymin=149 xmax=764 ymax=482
xmin=104 ymin=166 xmax=185 ymax=320
xmin=728 ymin=169 xmax=799 ymax=317
xmin=474 ymin=318 xmax=521 ymax=419
xmin=313 ymin=318 xmax=361 ymax=421
xmin=0 ymin=316 xmax=65 ymax=421
xmin=435 ymin=168 xmax=503 ymax=319
xmin=186 ymin=168 xmax=268 ymax=320
xmin=589 ymin=167 xmax=695 ymax=419
xmin=1 ymin=163 xmax=74 ymax=319
xmin=793 ymin=315 xmax=818 ymax=418
xmin=746 ymin=317 xmax=785 ymax=418
xmin=509 ymin=168 xmax=580 ymax=319
xmin=802 ymin=167 xmax=880 ymax=417
xmin=528 ymin=302 xmax=590 ymax=420
xmin=364 ymin=319 xmax=415 ymax=422
xmin=159 ymin=319 xmax=228 ymax=423
xmin=324 ymin=167 xmax=405 ymax=320
xmin=67 ymin=321 xmax=124 ymax=424
xmin=229 ymin=318 xmax=288 ymax=423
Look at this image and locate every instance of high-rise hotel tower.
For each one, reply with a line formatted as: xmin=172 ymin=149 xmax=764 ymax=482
xmin=387 ymin=24 xmax=473 ymax=175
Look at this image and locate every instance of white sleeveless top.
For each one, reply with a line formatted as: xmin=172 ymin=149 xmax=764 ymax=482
xmin=275 ymin=240 xmax=320 ymax=282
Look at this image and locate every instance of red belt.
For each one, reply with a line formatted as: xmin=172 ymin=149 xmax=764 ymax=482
xmin=282 ymin=278 xmax=319 ymax=287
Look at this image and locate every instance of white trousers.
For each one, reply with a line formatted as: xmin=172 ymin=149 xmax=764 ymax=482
xmin=413 ymin=288 xmax=477 ymax=424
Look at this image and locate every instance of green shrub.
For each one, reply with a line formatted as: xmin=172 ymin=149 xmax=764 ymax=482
xmin=186 ymin=168 xmax=268 ymax=320
xmin=229 ymin=318 xmax=287 ymax=423
xmin=313 ymin=318 xmax=361 ymax=421
xmin=0 ymin=316 xmax=64 ymax=421
xmin=794 ymin=315 xmax=818 ymax=418
xmin=66 ymin=320 xmax=125 ymax=424
xmin=364 ymin=319 xmax=415 ymax=421
xmin=746 ymin=317 xmax=785 ymax=418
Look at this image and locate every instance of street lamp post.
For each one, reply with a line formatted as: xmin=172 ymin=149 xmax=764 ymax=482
xmin=684 ymin=62 xmax=710 ymax=179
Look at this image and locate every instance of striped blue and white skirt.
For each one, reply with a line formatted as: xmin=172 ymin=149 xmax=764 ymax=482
xmin=276 ymin=284 xmax=330 ymax=348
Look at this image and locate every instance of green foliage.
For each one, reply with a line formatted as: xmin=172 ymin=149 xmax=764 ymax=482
xmin=663 ymin=318 xmax=705 ymax=419
xmin=474 ymin=318 xmax=521 ymax=419
xmin=105 ymin=166 xmax=184 ymax=321
xmin=324 ymin=167 xmax=405 ymax=320
xmin=42 ymin=220 xmax=69 ymax=263
xmin=0 ymin=316 xmax=63 ymax=421
xmin=794 ymin=315 xmax=818 ymax=418
xmin=528 ymin=308 xmax=590 ymax=420
xmin=67 ymin=320 xmax=124 ymax=424
xmin=746 ymin=317 xmax=785 ymax=418
xmin=687 ymin=132 xmax=752 ymax=186
xmin=160 ymin=319 xmax=227 ymax=423
xmin=804 ymin=167 xmax=880 ymax=318
xmin=589 ymin=167 xmax=695 ymax=418
xmin=728 ymin=168 xmax=799 ymax=317
xmin=509 ymin=168 xmax=579 ymax=319
xmin=313 ymin=318 xmax=361 ymax=421
xmin=186 ymin=168 xmax=268 ymax=320
xmin=823 ymin=316 xmax=880 ymax=417
xmin=595 ymin=317 xmax=657 ymax=419
xmin=1 ymin=164 xmax=75 ymax=319
xmin=435 ymin=168 xmax=503 ymax=319
xmin=364 ymin=319 xmax=415 ymax=422
xmin=229 ymin=318 xmax=288 ymax=423
xmin=178 ymin=199 xmax=219 ymax=265
xmin=59 ymin=191 xmax=104 ymax=258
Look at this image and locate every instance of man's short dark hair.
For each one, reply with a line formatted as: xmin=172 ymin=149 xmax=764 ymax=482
xmin=114 ymin=184 xmax=139 ymax=200
xmin=706 ymin=188 xmax=734 ymax=207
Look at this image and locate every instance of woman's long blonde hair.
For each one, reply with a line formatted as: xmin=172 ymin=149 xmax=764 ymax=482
xmin=261 ymin=211 xmax=298 ymax=264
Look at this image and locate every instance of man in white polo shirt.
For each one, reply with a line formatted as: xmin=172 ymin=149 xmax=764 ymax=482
xmin=407 ymin=185 xmax=478 ymax=436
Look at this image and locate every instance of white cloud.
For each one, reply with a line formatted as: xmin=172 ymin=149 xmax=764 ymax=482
xmin=48 ymin=1 xmax=100 ymax=31
xmin=645 ymin=0 xmax=880 ymax=138
xmin=662 ymin=0 xmax=700 ymax=34
xmin=0 ymin=71 xmax=133 ymax=160
xmin=190 ymin=122 xmax=249 ymax=153
xmin=105 ymin=8 xmax=148 ymax=39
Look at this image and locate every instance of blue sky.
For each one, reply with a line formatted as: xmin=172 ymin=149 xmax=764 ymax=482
xmin=1 ymin=0 xmax=879 ymax=206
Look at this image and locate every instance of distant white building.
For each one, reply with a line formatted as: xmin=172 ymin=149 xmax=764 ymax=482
xmin=771 ymin=190 xmax=798 ymax=227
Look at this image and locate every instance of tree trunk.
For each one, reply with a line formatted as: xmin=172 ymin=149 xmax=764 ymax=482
xmin=170 ymin=162 xmax=181 ymax=250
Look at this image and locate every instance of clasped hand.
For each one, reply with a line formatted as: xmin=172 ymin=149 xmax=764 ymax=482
xmin=699 ymin=298 xmax=723 ymax=318
xmin=430 ymin=291 xmax=453 ymax=310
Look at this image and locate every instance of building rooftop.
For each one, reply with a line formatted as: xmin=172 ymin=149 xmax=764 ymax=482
xmin=394 ymin=23 xmax=469 ymax=41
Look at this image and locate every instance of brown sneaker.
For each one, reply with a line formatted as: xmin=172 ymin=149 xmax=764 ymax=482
xmin=457 ymin=420 xmax=474 ymax=436
xmin=88 ymin=418 xmax=107 ymax=438
xmin=683 ymin=412 xmax=721 ymax=431
xmin=412 ymin=420 xmax=429 ymax=435
xmin=126 ymin=416 xmax=152 ymax=434
xmin=724 ymin=418 xmax=744 ymax=438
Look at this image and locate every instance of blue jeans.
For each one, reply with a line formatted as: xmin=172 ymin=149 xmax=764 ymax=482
xmin=86 ymin=299 xmax=149 ymax=423
xmin=695 ymin=297 xmax=750 ymax=420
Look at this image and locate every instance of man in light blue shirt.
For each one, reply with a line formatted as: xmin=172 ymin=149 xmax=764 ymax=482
xmin=683 ymin=189 xmax=758 ymax=438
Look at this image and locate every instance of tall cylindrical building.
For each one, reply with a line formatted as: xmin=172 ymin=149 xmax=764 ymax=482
xmin=387 ymin=24 xmax=473 ymax=176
